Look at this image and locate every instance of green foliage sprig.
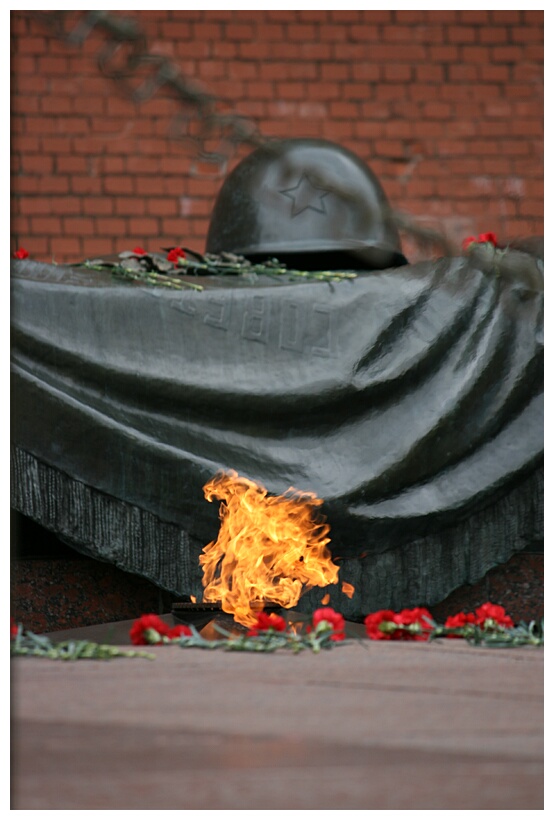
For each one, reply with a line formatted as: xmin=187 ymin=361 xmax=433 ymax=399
xmin=79 ymin=247 xmax=358 ymax=291
xmin=10 ymin=624 xmax=155 ymax=661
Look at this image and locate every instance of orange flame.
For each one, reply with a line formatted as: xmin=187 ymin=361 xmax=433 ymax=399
xmin=341 ymin=582 xmax=355 ymax=599
xmin=199 ymin=470 xmax=339 ymax=626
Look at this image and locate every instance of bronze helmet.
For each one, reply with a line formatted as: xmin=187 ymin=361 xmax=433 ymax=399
xmin=205 ymin=138 xmax=408 ymax=270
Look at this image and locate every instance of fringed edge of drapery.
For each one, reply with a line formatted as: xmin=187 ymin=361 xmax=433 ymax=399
xmin=11 ymin=445 xmax=543 ymax=620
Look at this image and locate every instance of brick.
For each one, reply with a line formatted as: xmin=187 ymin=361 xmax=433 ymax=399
xmin=448 ymin=64 xmax=479 ymax=81
xmin=37 ymin=56 xmax=70 ymax=75
xmin=319 ymin=24 xmax=348 ymax=41
xmin=30 ymin=216 xmax=62 ymax=234
xmin=479 ymin=65 xmax=511 ymax=82
xmin=62 ymin=217 xmax=96 ymax=236
xmin=381 ymin=25 xmax=422 ymax=43
xmin=423 ymin=102 xmax=452 ymax=120
xmin=145 ymin=198 xmax=179 ymax=217
xmin=461 ymin=45 xmax=491 ymax=63
xmin=458 ymin=10 xmax=490 ymax=24
xmin=436 ymin=140 xmax=468 ymax=157
xmin=354 ymin=121 xmax=386 ymax=139
xmin=523 ymin=44 xmax=543 ymax=62
xmin=55 ymin=156 xmax=89 ymax=174
xmin=161 ymin=217 xmax=191 ymax=236
xmin=382 ymin=120 xmax=418 ymax=139
xmin=159 ymin=21 xmax=191 ymax=39
xmin=298 ymin=9 xmax=328 ymax=22
xmin=306 ymin=82 xmax=341 ymax=100
xmin=478 ymin=27 xmax=509 ymax=44
xmin=288 ymin=23 xmax=318 ymax=41
xmin=510 ymin=119 xmax=543 ymax=137
xmin=288 ymin=63 xmax=319 ymax=80
xmin=492 ymin=45 xmax=524 ymax=63
xmin=40 ymin=96 xmax=73 ymax=115
xmin=12 ymin=75 xmax=47 ymax=95
xmin=478 ymin=121 xmax=509 ymax=137
xmin=189 ymin=20 xmax=222 ymax=41
xmin=11 ymin=55 xmax=36 ymax=75
xmin=510 ymin=67 xmax=542 ymax=85
xmin=114 ymin=196 xmax=149 ymax=218
xmin=351 ymin=64 xmax=381 ymax=82
xmin=60 ymin=117 xmax=90 ymax=135
xmin=95 ymin=218 xmax=127 ymax=236
xmin=127 ymin=217 xmax=159 ymax=236
xmin=10 ymin=215 xmax=30 ymax=235
xmin=101 ymin=157 xmax=127 ymax=174
xmin=523 ymin=10 xmax=543 ymax=24
xmin=376 ymin=84 xmax=407 ymax=101
xmin=82 ymin=238 xmax=117 ymax=258
xmin=196 ymin=60 xmax=227 ymax=81
xmin=511 ymin=26 xmax=543 ymax=44
xmin=370 ymin=44 xmax=427 ymax=62
xmin=429 ymin=45 xmax=460 ymax=63
xmin=383 ymin=65 xmax=413 ymax=82
xmin=340 ymin=83 xmax=373 ymax=101
xmin=374 ymin=140 xmax=406 ymax=159
xmin=447 ymin=26 xmax=477 ymax=43
xmin=16 ymin=197 xmax=51 ymax=217
xmin=491 ymin=10 xmax=521 ymax=23
xmin=276 ymin=83 xmax=307 ymax=100
xmin=37 ymin=175 xmax=70 ymax=194
xmin=15 ymin=35 xmax=47 ymax=55
xmin=255 ymin=23 xmax=285 ymax=41
xmin=329 ymin=101 xmax=361 ymax=119
xmin=83 ymin=199 xmax=115 ymax=216
xmin=414 ymin=65 xmax=444 ymax=83
xmin=18 ymin=236 xmax=48 ymax=256
xmin=227 ymin=62 xmax=260 ymax=81
xmin=10 ymin=12 xmax=30 ymax=35
xmin=48 ymin=197 xmax=82 ymax=215
xmin=24 ymin=117 xmax=57 ymax=135
xmin=299 ymin=43 xmax=333 ymax=60
xmin=51 ymin=237 xmax=82 ymax=258
xmin=70 ymin=177 xmax=103 ymax=195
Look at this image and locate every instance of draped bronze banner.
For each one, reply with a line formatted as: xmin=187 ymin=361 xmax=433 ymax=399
xmin=11 ymin=247 xmax=543 ymax=616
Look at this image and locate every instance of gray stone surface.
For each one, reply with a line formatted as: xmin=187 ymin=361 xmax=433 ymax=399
xmin=11 ymin=619 xmax=543 ymax=810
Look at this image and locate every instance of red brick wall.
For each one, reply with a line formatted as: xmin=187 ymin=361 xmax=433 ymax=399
xmin=11 ymin=9 xmax=543 ymax=264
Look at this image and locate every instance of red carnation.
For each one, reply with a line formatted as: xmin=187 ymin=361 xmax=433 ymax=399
xmin=247 ymin=611 xmax=287 ymax=636
xmin=129 ymin=614 xmax=171 ymax=645
xmin=312 ymin=607 xmax=346 ymax=641
xmin=462 ymin=236 xmax=477 ymax=251
xmin=167 ymin=623 xmax=193 ymax=640
xmin=393 ymin=607 xmax=434 ymax=641
xmin=13 ymin=248 xmax=29 ymax=259
xmin=474 ymin=602 xmax=514 ymax=629
xmin=478 ymin=232 xmax=497 ymax=246
xmin=167 ymin=247 xmax=186 ymax=265
xmin=364 ymin=609 xmax=398 ymax=640
xmin=364 ymin=607 xmax=433 ymax=641
xmin=462 ymin=232 xmax=497 ymax=252
xmin=443 ymin=610 xmax=477 ymax=637
xmin=132 ymin=246 xmax=147 ymax=255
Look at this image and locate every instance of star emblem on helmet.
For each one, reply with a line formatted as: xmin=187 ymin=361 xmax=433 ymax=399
xmin=280 ymin=174 xmax=330 ymax=217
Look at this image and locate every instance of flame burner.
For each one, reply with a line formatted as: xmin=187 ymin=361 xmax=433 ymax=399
xmin=172 ymin=601 xmax=283 ymax=634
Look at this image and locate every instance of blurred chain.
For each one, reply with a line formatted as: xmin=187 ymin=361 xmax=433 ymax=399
xmin=29 ymin=9 xmax=265 ymax=177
